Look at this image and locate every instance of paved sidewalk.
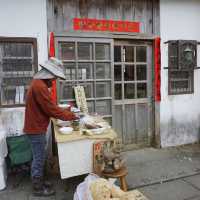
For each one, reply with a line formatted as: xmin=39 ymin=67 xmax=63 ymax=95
xmin=1 ymin=144 xmax=200 ymax=200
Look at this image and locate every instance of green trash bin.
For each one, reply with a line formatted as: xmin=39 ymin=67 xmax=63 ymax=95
xmin=6 ymin=135 xmax=32 ymax=167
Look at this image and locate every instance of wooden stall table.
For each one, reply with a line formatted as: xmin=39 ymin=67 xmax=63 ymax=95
xmin=52 ymin=119 xmax=117 ymax=179
xmin=102 ymin=167 xmax=128 ymax=191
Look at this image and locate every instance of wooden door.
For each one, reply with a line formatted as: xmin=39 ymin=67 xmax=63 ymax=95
xmin=113 ymin=40 xmax=153 ymax=148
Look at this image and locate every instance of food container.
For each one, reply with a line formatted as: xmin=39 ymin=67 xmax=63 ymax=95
xmin=72 ymin=120 xmax=80 ymax=131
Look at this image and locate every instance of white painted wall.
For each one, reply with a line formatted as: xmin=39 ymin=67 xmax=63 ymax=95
xmin=160 ymin=0 xmax=200 ymax=147
xmin=0 ymin=0 xmax=48 ymax=136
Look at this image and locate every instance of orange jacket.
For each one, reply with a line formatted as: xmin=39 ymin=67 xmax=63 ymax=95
xmin=23 ymin=79 xmax=76 ymax=134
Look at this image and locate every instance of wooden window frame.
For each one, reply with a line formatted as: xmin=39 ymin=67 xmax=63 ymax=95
xmin=168 ymin=69 xmax=194 ymax=95
xmin=0 ymin=37 xmax=38 ymax=108
xmin=168 ymin=40 xmax=195 ymax=95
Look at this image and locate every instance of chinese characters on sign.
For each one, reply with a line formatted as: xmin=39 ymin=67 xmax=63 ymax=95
xmin=73 ymin=18 xmax=140 ymax=33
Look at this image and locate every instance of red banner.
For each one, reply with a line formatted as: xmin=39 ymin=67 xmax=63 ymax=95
xmin=73 ymin=18 xmax=140 ymax=33
xmin=49 ymin=32 xmax=57 ymax=104
xmin=154 ymin=37 xmax=161 ymax=102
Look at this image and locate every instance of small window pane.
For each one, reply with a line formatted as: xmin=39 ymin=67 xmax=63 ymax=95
xmin=2 ymin=77 xmax=32 ymax=86
xmin=124 ymin=83 xmax=135 ymax=99
xmin=59 ymin=82 xmax=75 ymax=100
xmin=79 ymin=82 xmax=94 ymax=98
xmin=2 ymin=58 xmax=33 ymax=72
xmin=169 ymin=70 xmax=193 ymax=94
xmin=87 ymin=101 xmax=95 ymax=113
xmin=169 ymin=41 xmax=178 ymax=69
xmin=96 ymin=100 xmax=111 ymax=115
xmin=136 ymin=46 xmax=146 ymax=62
xmin=78 ymin=63 xmax=93 ymax=80
xmin=125 ymin=46 xmax=134 ymax=62
xmin=114 ymin=46 xmax=121 ymax=62
xmin=60 ymin=42 xmax=75 ymax=60
xmin=137 ymin=65 xmax=147 ymax=80
xmin=78 ymin=43 xmax=93 ymax=60
xmin=96 ymin=82 xmax=111 ymax=98
xmin=96 ymin=63 xmax=111 ymax=79
xmin=95 ymin=43 xmax=110 ymax=60
xmin=3 ymin=43 xmax=32 ymax=57
xmin=1 ymin=86 xmax=28 ymax=105
xmin=115 ymin=84 xmax=122 ymax=100
xmin=124 ymin=65 xmax=134 ymax=81
xmin=64 ymin=63 xmax=76 ymax=80
xmin=114 ymin=65 xmax=122 ymax=81
xmin=103 ymin=117 xmax=112 ymax=126
xmin=137 ymin=83 xmax=147 ymax=98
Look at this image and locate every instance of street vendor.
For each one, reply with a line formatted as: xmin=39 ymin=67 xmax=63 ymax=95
xmin=23 ymin=57 xmax=78 ymax=197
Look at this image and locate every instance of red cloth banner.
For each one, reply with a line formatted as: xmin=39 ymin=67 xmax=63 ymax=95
xmin=49 ymin=32 xmax=57 ymax=104
xmin=73 ymin=18 xmax=140 ymax=33
xmin=154 ymin=37 xmax=161 ymax=102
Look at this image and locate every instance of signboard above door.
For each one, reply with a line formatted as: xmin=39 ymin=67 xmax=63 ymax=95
xmin=73 ymin=18 xmax=140 ymax=33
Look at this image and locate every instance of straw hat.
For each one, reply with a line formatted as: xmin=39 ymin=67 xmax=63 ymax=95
xmin=34 ymin=57 xmax=66 ymax=80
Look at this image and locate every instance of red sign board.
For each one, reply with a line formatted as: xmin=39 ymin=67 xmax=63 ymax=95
xmin=73 ymin=18 xmax=140 ymax=33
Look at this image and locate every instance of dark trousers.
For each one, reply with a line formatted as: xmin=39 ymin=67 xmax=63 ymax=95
xmin=27 ymin=134 xmax=46 ymax=179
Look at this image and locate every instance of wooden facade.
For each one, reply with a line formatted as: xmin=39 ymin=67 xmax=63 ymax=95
xmin=47 ymin=0 xmax=160 ymax=148
xmin=47 ymin=0 xmax=160 ymax=35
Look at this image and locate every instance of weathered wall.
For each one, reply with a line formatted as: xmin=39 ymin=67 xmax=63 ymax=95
xmin=160 ymin=0 xmax=200 ymax=147
xmin=0 ymin=0 xmax=48 ymax=136
xmin=47 ymin=0 xmax=159 ymax=35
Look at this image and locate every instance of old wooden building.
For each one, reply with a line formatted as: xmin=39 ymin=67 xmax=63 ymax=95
xmin=1 ymin=0 xmax=200 ymax=149
xmin=46 ymin=0 xmax=160 ymax=149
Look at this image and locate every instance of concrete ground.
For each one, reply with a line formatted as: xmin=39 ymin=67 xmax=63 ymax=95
xmin=1 ymin=144 xmax=200 ymax=200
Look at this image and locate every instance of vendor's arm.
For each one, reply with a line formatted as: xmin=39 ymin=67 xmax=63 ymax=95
xmin=33 ymin=84 xmax=77 ymax=121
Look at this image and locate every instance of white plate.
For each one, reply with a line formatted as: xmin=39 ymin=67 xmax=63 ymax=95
xmin=59 ymin=127 xmax=73 ymax=135
xmin=90 ymin=127 xmax=106 ymax=134
xmin=58 ymin=104 xmax=71 ymax=109
xmin=57 ymin=120 xmax=71 ymax=127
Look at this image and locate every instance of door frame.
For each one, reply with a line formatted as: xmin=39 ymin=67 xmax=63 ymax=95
xmin=53 ymin=33 xmax=157 ymax=149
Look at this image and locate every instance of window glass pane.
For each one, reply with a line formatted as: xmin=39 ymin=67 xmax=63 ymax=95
xmin=96 ymin=82 xmax=111 ymax=98
xmin=64 ymin=63 xmax=76 ymax=80
xmin=124 ymin=65 xmax=134 ymax=81
xmin=125 ymin=46 xmax=134 ymax=62
xmin=78 ymin=43 xmax=93 ymax=60
xmin=114 ymin=84 xmax=122 ymax=100
xmin=169 ymin=70 xmax=193 ymax=94
xmin=78 ymin=63 xmax=93 ymax=80
xmin=0 ymin=41 xmax=36 ymax=106
xmin=137 ymin=65 xmax=147 ymax=80
xmin=2 ymin=77 xmax=32 ymax=86
xmin=95 ymin=43 xmax=110 ymax=60
xmin=2 ymin=86 xmax=28 ymax=105
xmin=78 ymin=82 xmax=94 ymax=98
xmin=114 ymin=65 xmax=122 ymax=81
xmin=136 ymin=46 xmax=146 ymax=62
xmin=87 ymin=101 xmax=95 ymax=113
xmin=59 ymin=82 xmax=75 ymax=100
xmin=1 ymin=88 xmax=16 ymax=105
xmin=170 ymin=71 xmax=189 ymax=79
xmin=96 ymin=63 xmax=111 ymax=79
xmin=60 ymin=42 xmax=75 ymax=60
xmin=124 ymin=83 xmax=135 ymax=99
xmin=103 ymin=117 xmax=112 ymax=126
xmin=137 ymin=83 xmax=147 ymax=98
xmin=169 ymin=42 xmax=178 ymax=69
xmin=96 ymin=100 xmax=111 ymax=115
xmin=3 ymin=43 xmax=32 ymax=57
xmin=2 ymin=58 xmax=33 ymax=72
xmin=114 ymin=46 xmax=121 ymax=62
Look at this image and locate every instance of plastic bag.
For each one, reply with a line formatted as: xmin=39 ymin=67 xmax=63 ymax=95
xmin=73 ymin=173 xmax=99 ymax=200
